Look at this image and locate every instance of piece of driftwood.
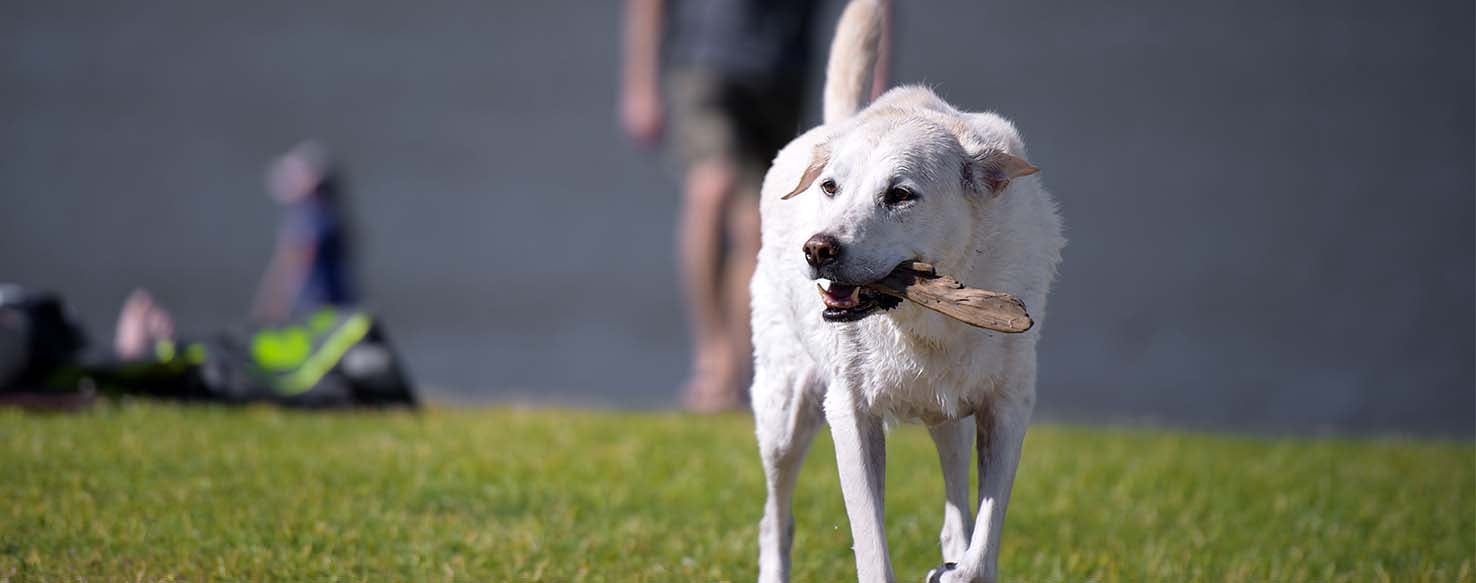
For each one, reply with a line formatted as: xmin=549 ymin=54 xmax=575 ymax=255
xmin=865 ymin=261 xmax=1034 ymax=333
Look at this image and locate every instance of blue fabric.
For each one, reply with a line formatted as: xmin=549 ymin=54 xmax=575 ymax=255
xmin=665 ymin=0 xmax=822 ymax=80
xmin=284 ymin=198 xmax=354 ymax=314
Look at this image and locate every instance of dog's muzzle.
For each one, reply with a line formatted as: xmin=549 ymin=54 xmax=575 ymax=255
xmin=815 ymin=280 xmax=901 ymax=322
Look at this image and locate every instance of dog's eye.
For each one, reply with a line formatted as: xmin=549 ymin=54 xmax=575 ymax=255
xmin=820 ymin=179 xmax=838 ymax=196
xmin=883 ymin=186 xmax=917 ymax=206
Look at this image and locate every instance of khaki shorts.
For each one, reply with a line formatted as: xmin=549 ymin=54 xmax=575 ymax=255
xmin=666 ymin=70 xmax=807 ymax=192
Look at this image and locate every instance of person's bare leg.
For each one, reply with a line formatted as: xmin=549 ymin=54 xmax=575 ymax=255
xmin=715 ymin=186 xmax=762 ymax=409
xmin=678 ymin=159 xmax=739 ymax=412
xmin=114 ymin=290 xmax=151 ymax=359
xmin=114 ymin=289 xmax=175 ymax=359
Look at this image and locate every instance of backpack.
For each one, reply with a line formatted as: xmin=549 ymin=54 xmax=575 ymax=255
xmin=0 ymin=285 xmax=87 ymax=392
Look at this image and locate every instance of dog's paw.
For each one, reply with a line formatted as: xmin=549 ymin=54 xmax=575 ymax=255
xmin=925 ymin=562 xmax=957 ymax=583
xmin=926 ymin=563 xmax=996 ymax=583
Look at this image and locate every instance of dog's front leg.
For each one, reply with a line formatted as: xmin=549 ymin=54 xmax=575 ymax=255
xmin=939 ymin=399 xmax=1031 ymax=583
xmin=825 ymin=389 xmax=894 ymax=582
xmin=927 ymin=418 xmax=974 ymax=564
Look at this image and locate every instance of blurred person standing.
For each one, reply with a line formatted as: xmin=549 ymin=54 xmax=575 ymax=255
xmin=251 ymin=141 xmax=358 ymax=323
xmin=621 ymin=0 xmax=890 ymax=412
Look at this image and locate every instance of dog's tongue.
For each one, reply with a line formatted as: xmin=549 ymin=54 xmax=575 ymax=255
xmin=818 ymin=283 xmax=861 ymax=309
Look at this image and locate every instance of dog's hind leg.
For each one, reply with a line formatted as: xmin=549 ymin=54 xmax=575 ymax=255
xmin=753 ymin=367 xmax=823 ymax=583
xmin=927 ymin=418 xmax=975 ymax=565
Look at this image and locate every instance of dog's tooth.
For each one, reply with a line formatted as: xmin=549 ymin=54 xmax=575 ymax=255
xmin=849 ymin=287 xmax=860 ymax=301
xmin=817 ymin=283 xmax=827 ymax=296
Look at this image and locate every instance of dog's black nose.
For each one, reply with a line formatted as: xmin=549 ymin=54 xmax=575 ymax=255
xmin=803 ymin=234 xmax=842 ymax=268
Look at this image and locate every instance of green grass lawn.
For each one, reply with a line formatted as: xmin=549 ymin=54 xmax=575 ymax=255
xmin=1 ymin=403 xmax=1471 ymax=582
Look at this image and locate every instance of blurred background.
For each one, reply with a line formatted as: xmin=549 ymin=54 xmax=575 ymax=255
xmin=2 ymin=0 xmax=1470 ymax=435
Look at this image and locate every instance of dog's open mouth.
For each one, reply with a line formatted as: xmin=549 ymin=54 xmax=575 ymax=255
xmin=817 ymin=281 xmax=902 ymax=322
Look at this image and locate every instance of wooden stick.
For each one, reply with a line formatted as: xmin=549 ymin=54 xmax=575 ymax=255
xmin=864 ymin=261 xmax=1034 ymax=333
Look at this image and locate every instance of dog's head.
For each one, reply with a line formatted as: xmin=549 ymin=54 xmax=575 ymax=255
xmin=782 ymin=91 xmax=1038 ymax=323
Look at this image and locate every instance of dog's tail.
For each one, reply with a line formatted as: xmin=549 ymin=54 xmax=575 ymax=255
xmin=823 ymin=0 xmax=884 ymax=124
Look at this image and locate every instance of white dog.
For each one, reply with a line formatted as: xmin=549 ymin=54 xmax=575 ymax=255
xmin=748 ymin=2 xmax=1064 ymax=582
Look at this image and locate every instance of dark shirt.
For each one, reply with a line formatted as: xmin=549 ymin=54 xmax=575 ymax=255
xmin=665 ymin=0 xmax=823 ymax=80
xmin=284 ymin=197 xmax=354 ymax=314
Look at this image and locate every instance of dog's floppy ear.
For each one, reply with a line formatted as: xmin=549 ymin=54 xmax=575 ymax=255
xmin=782 ymin=143 xmax=830 ymax=200
xmin=969 ymin=149 xmax=1039 ymax=196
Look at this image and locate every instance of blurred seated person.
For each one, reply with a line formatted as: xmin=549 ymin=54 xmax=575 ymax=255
xmin=252 ymin=141 xmax=357 ymax=323
xmin=95 ymin=142 xmax=402 ymax=406
xmin=1 ymin=144 xmax=403 ymax=408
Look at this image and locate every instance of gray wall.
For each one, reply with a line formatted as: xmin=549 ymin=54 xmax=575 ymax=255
xmin=3 ymin=0 xmax=1471 ymax=435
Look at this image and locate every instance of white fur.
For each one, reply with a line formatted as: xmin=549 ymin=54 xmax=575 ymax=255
xmin=748 ymin=4 xmax=1064 ymax=582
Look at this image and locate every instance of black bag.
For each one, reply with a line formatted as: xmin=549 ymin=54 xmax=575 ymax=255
xmin=0 ymin=286 xmax=88 ymax=392
xmin=187 ymin=309 xmax=418 ymax=408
